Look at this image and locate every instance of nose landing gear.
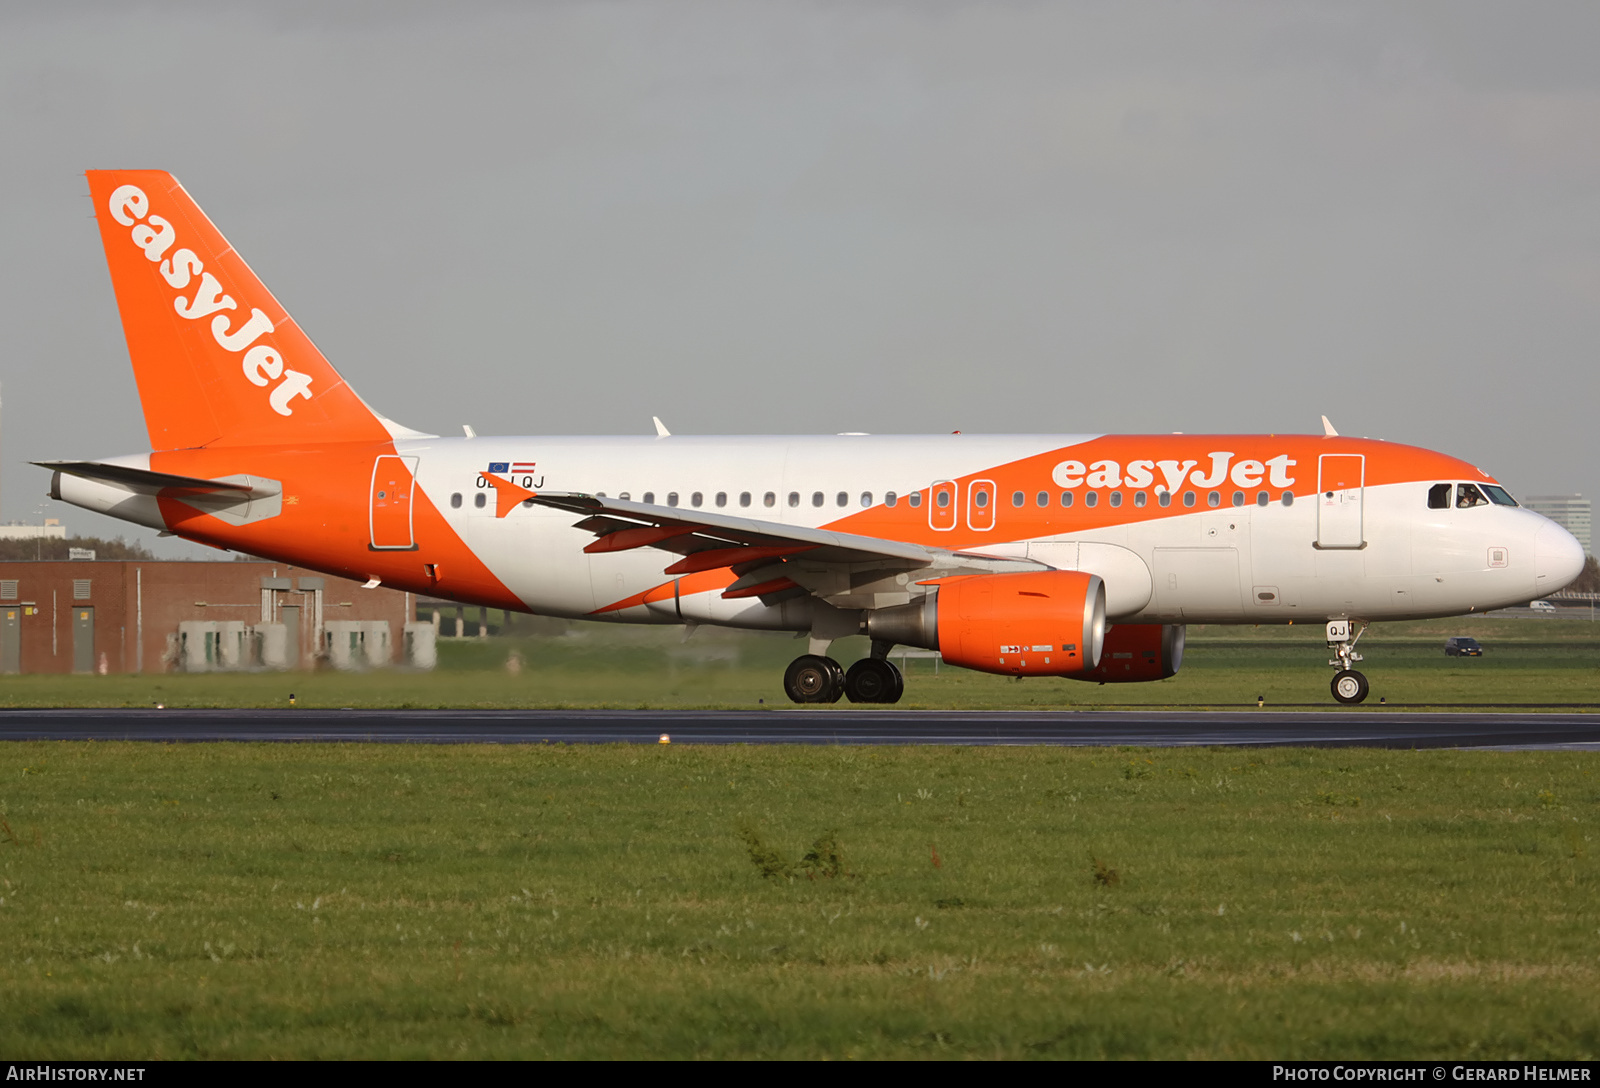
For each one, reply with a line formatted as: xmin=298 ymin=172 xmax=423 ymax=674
xmin=1326 ymin=619 xmax=1370 ymax=704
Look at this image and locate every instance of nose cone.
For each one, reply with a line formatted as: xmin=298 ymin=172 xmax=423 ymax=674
xmin=1534 ymin=521 xmax=1586 ymax=595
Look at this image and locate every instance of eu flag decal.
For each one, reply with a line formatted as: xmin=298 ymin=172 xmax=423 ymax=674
xmin=487 ymin=462 xmax=509 ymax=474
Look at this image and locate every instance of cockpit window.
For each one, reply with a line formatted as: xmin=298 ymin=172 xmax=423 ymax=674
xmin=1456 ymin=483 xmax=1489 ymax=508
xmin=1481 ymin=484 xmax=1518 ymax=507
xmin=1427 ymin=483 xmax=1451 ymax=509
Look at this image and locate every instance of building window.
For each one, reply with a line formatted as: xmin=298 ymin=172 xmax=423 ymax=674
xmin=0 ymin=581 xmax=16 ymax=601
xmin=73 ymin=579 xmax=91 ymax=601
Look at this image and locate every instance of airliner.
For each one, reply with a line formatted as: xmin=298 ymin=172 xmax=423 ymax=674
xmin=42 ymin=171 xmax=1587 ymax=704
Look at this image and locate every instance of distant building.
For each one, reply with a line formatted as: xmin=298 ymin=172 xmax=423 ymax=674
xmin=0 ymin=561 xmax=435 ymax=674
xmin=1523 ymin=495 xmax=1592 ymax=557
xmin=0 ymin=519 xmax=66 ymax=541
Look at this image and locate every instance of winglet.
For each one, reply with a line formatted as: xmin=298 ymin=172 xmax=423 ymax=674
xmin=652 ymin=416 xmax=671 ymax=438
xmin=1321 ymin=415 xmax=1339 ymax=437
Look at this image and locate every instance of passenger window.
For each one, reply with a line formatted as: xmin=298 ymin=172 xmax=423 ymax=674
xmin=909 ymin=492 xmax=923 ymax=508
xmin=667 ymin=492 xmax=680 ymax=507
xmin=474 ymin=492 xmax=487 ymax=509
xmin=1232 ymin=492 xmax=1245 ymax=507
xmin=1010 ymin=491 xmax=1023 ymax=507
xmin=1208 ymin=491 xmax=1221 ymax=507
xmin=936 ymin=491 xmax=950 ymax=508
xmin=715 ymin=492 xmax=727 ymax=508
xmin=1060 ymin=492 xmax=1073 ymax=507
xmin=1109 ymin=492 xmax=1122 ymax=508
xmin=762 ymin=492 xmax=774 ymax=507
xmin=1183 ymin=492 xmax=1196 ymax=508
xmin=1134 ymin=492 xmax=1147 ymax=508
xmin=643 ymin=492 xmax=655 ymax=505
xmin=1456 ymin=484 xmax=1489 ymax=508
xmin=860 ymin=492 xmax=872 ymax=507
xmin=812 ymin=492 xmax=825 ymax=507
xmin=450 ymin=493 xmax=462 ymax=509
xmin=885 ymin=491 xmax=898 ymax=507
xmin=619 ymin=492 xmax=631 ymax=501
xmin=739 ymin=492 xmax=751 ymax=507
xmin=836 ymin=492 xmax=848 ymax=507
xmin=787 ymin=492 xmax=799 ymax=507
xmin=1256 ymin=491 xmax=1268 ymax=507
xmin=1427 ymin=483 xmax=1451 ymax=509
xmin=1084 ymin=492 xmax=1098 ymax=508
xmin=691 ymin=492 xmax=703 ymax=508
xmin=1036 ymin=491 xmax=1049 ymax=508
xmin=1282 ymin=492 xmax=1294 ymax=507
xmin=1158 ymin=491 xmax=1171 ymax=508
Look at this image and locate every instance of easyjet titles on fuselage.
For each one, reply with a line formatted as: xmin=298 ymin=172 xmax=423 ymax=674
xmin=1052 ymin=451 xmax=1297 ymax=493
xmin=105 ymin=184 xmax=314 ymax=417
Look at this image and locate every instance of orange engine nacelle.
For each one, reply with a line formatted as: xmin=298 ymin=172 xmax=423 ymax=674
xmin=1077 ymin=624 xmax=1185 ymax=683
xmin=868 ymin=570 xmax=1106 ymax=677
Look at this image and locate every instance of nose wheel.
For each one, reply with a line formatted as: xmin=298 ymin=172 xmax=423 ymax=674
xmin=1325 ymin=619 xmax=1371 ymax=705
xmin=1331 ymin=669 xmax=1369 ymax=705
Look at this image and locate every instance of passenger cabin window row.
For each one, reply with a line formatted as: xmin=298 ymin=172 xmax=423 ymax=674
xmin=449 ymin=485 xmax=1298 ymax=512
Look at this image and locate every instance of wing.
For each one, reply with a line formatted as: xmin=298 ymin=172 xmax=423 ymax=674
xmin=529 ymin=491 xmax=1044 ymax=607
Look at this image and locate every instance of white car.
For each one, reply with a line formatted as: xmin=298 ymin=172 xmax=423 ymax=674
xmin=1529 ymin=600 xmax=1557 ymax=613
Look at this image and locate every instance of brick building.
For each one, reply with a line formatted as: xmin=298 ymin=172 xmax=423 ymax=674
xmin=0 ymin=561 xmax=434 ymax=674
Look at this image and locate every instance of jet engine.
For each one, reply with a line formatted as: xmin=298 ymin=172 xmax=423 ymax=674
xmin=867 ymin=571 xmax=1106 ymax=676
xmin=1077 ymin=623 xmax=1185 ymax=683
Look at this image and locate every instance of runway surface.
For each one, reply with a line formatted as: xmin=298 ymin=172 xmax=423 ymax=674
xmin=0 ymin=707 xmax=1597 ymax=749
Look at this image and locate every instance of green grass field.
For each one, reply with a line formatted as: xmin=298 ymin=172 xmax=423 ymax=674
xmin=1 ymin=742 xmax=1597 ymax=1058
xmin=0 ymin=615 xmax=1593 ymax=709
xmin=0 ymin=615 xmax=1596 ymax=1058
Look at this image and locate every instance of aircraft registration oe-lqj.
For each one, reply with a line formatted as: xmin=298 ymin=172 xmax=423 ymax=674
xmin=45 ymin=171 xmax=1588 ymax=705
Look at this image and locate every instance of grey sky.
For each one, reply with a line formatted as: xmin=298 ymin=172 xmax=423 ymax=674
xmin=3 ymin=2 xmax=1597 ymax=554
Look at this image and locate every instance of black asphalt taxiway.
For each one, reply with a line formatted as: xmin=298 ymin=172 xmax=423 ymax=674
xmin=0 ymin=707 xmax=1596 ymax=749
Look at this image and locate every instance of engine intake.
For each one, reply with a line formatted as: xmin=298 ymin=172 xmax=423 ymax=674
xmin=868 ymin=570 xmax=1106 ymax=677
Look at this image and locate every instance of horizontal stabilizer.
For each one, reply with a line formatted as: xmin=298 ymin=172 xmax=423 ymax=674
xmin=36 ymin=460 xmax=271 ymax=496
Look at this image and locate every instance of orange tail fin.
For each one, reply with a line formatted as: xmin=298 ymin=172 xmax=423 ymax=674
xmin=87 ymin=170 xmax=391 ymax=450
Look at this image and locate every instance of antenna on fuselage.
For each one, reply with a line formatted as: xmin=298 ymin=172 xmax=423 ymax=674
xmin=652 ymin=416 xmax=671 ymax=438
xmin=462 ymin=425 xmax=477 ymax=439
xmin=1321 ymin=415 xmax=1339 ymax=437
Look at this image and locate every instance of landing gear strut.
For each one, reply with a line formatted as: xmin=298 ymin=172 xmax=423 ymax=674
xmin=1326 ymin=619 xmax=1370 ymax=705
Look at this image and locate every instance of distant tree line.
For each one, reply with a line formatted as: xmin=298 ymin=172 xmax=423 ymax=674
xmin=1574 ymin=555 xmax=1600 ymax=594
xmin=0 ymin=535 xmax=156 ymax=562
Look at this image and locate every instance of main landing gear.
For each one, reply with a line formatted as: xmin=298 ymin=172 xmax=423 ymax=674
xmin=1326 ymin=619 xmax=1370 ymax=705
xmin=784 ymin=646 xmax=904 ymax=704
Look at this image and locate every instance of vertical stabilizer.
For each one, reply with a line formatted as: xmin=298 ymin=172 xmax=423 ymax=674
xmin=86 ymin=170 xmax=389 ymax=450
